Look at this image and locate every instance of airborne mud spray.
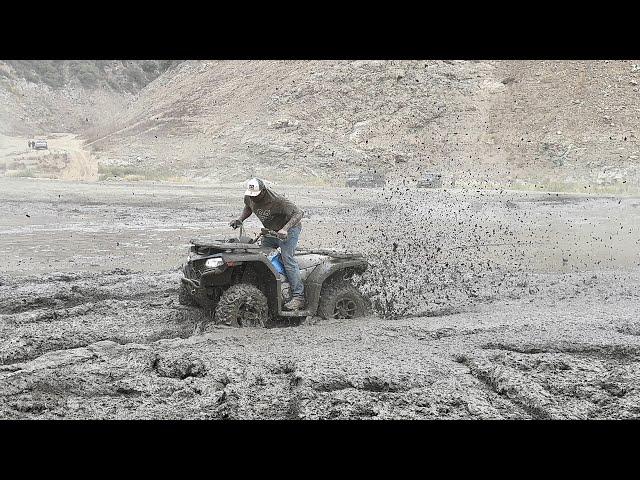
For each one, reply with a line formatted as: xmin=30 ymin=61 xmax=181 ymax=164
xmin=329 ymin=181 xmax=533 ymax=319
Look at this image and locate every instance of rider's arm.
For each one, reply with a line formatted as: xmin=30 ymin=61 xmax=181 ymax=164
xmin=282 ymin=209 xmax=304 ymax=232
xmin=238 ymin=205 xmax=252 ymax=222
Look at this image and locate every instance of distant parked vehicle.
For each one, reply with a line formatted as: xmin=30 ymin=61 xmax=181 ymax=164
xmin=346 ymin=172 xmax=386 ymax=188
xmin=417 ymin=173 xmax=443 ymax=188
xmin=34 ymin=139 xmax=48 ymax=150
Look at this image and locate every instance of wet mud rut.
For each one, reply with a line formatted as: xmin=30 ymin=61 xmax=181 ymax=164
xmin=1 ymin=267 xmax=639 ymax=419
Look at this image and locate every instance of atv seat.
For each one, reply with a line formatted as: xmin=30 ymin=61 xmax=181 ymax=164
xmin=294 ymin=253 xmax=327 ymax=282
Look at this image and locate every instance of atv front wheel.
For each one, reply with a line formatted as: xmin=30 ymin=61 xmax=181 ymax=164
xmin=318 ymin=282 xmax=369 ymax=320
xmin=214 ymin=283 xmax=269 ymax=327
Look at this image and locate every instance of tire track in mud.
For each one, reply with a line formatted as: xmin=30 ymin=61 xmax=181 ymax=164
xmin=0 ymin=317 xmax=486 ymax=419
xmin=2 ymin=266 xmax=640 ymax=419
xmin=454 ymin=353 xmax=560 ymax=419
xmin=0 ymin=269 xmax=174 ymax=314
xmin=0 ymin=269 xmax=206 ymax=365
xmin=456 ymin=336 xmax=640 ymax=419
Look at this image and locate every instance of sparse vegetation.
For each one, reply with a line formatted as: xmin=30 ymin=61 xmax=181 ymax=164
xmin=507 ymin=180 xmax=640 ymax=196
xmin=97 ymin=163 xmax=173 ymax=182
xmin=6 ymin=168 xmax=37 ymax=178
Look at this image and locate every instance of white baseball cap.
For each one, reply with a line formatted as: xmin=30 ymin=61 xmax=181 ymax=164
xmin=245 ymin=177 xmax=265 ymax=197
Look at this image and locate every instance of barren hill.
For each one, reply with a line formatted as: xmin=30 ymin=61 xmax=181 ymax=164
xmin=87 ymin=60 xmax=496 ymax=184
xmin=0 ymin=60 xmax=178 ymax=136
xmin=3 ymin=60 xmax=640 ymax=190
xmin=84 ymin=59 xmax=640 ymax=190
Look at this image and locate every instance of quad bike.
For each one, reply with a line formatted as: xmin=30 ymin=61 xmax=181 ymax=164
xmin=179 ymin=226 xmax=369 ymax=327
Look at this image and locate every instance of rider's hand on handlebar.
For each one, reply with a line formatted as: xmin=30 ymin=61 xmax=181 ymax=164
xmin=229 ymin=219 xmax=243 ymax=229
xmin=277 ymin=229 xmax=288 ymax=240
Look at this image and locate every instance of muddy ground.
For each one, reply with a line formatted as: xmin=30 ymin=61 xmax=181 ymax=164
xmin=1 ymin=177 xmax=639 ymax=419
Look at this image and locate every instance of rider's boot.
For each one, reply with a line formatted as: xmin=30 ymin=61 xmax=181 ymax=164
xmin=284 ymin=296 xmax=305 ymax=311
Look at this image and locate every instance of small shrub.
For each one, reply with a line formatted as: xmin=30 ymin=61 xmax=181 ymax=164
xmin=97 ymin=163 xmax=172 ymax=182
xmin=7 ymin=168 xmax=36 ymax=178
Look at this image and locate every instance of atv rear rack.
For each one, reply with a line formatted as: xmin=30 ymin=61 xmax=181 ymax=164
xmin=296 ymin=249 xmax=363 ymax=259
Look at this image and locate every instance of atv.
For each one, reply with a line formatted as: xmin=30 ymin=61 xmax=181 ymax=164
xmin=179 ymin=226 xmax=369 ymax=327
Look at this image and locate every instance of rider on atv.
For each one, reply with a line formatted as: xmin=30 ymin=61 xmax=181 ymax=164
xmin=230 ymin=178 xmax=305 ymax=310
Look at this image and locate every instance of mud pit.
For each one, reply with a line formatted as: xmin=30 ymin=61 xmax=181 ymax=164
xmin=1 ymin=177 xmax=639 ymax=419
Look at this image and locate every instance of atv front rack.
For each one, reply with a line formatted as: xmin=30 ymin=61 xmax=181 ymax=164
xmin=190 ymin=238 xmax=263 ymax=252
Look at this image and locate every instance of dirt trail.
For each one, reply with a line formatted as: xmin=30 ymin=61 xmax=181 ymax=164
xmin=61 ymin=149 xmax=97 ymax=181
xmin=0 ymin=133 xmax=97 ymax=181
xmin=50 ymin=135 xmax=98 ymax=181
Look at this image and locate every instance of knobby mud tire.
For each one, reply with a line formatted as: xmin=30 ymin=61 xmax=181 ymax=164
xmin=317 ymin=281 xmax=369 ymax=320
xmin=213 ymin=283 xmax=269 ymax=328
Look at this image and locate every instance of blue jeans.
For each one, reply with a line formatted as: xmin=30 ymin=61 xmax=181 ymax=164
xmin=262 ymin=224 xmax=304 ymax=298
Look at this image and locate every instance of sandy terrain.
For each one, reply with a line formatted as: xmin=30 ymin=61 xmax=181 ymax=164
xmin=1 ymin=177 xmax=639 ymax=419
xmin=1 ymin=133 xmax=97 ymax=181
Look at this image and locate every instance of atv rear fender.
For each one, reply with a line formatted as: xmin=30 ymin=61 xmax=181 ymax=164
xmin=303 ymin=258 xmax=368 ymax=316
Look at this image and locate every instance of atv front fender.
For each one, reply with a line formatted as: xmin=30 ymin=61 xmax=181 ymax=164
xmin=181 ymin=277 xmax=200 ymax=290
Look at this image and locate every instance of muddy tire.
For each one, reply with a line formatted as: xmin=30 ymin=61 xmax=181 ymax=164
xmin=317 ymin=281 xmax=369 ymax=320
xmin=214 ymin=283 xmax=269 ymax=327
xmin=178 ymin=282 xmax=197 ymax=306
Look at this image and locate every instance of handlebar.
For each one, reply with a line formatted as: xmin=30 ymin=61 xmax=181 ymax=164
xmin=229 ymin=225 xmax=284 ymax=244
xmin=260 ymin=228 xmax=280 ymax=238
xmin=248 ymin=228 xmax=284 ymax=244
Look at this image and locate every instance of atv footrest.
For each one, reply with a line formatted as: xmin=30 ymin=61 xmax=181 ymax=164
xmin=279 ymin=310 xmax=312 ymax=317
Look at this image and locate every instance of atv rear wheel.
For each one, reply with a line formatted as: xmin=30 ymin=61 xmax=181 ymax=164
xmin=318 ymin=282 xmax=368 ymax=320
xmin=214 ymin=283 xmax=269 ymax=327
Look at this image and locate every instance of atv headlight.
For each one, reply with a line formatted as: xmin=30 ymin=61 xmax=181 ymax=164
xmin=205 ymin=258 xmax=224 ymax=269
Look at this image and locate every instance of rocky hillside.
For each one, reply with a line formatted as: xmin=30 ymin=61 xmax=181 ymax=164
xmin=0 ymin=60 xmax=178 ymax=136
xmin=3 ymin=60 xmax=640 ymax=190
xmin=485 ymin=61 xmax=640 ymax=191
xmin=85 ymin=59 xmax=640 ymax=190
xmin=87 ymin=60 xmax=495 ymax=184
